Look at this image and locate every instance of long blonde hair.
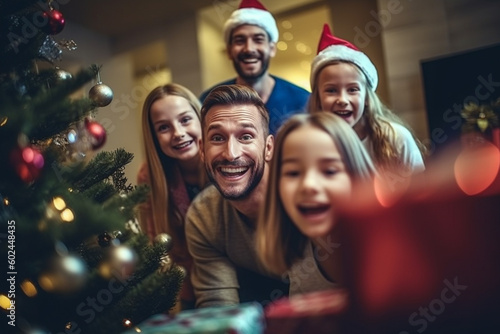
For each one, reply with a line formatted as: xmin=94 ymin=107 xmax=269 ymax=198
xmin=308 ymin=60 xmax=426 ymax=168
xmin=139 ymin=83 xmax=206 ymax=249
xmin=256 ymin=112 xmax=376 ymax=275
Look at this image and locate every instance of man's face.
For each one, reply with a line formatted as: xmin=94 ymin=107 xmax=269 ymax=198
xmin=227 ymin=25 xmax=276 ymax=82
xmin=202 ymin=104 xmax=273 ymax=200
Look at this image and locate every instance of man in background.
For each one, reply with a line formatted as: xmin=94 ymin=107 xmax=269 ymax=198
xmin=200 ymin=0 xmax=309 ymax=135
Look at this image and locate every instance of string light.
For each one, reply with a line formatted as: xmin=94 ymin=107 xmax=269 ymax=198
xmin=21 ymin=280 xmax=38 ymax=297
xmin=0 ymin=295 xmax=12 ymax=310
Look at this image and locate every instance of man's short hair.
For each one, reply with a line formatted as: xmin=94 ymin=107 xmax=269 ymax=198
xmin=201 ymin=84 xmax=270 ymax=137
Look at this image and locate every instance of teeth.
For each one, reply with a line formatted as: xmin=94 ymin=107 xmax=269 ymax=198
xmin=220 ymin=167 xmax=247 ymax=173
xmin=242 ymin=59 xmax=258 ymax=63
xmin=336 ymin=111 xmax=351 ymax=115
xmin=175 ymin=141 xmax=191 ymax=149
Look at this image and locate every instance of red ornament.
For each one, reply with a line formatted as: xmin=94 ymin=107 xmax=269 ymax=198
xmin=42 ymin=9 xmax=66 ymax=35
xmin=10 ymin=146 xmax=45 ymax=183
xmin=85 ymin=118 xmax=106 ymax=150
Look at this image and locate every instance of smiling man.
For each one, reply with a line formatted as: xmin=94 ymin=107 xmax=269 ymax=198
xmin=186 ymin=84 xmax=289 ymax=308
xmin=199 ymin=0 xmax=310 ymax=135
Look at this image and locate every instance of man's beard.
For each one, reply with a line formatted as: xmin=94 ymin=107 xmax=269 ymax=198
xmin=206 ymin=159 xmax=265 ymax=201
xmin=233 ymin=53 xmax=270 ymax=83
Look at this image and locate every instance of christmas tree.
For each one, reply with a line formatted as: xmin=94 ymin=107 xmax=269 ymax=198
xmin=0 ymin=1 xmax=183 ymax=333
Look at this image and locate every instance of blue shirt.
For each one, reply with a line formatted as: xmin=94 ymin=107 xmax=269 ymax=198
xmin=200 ymin=76 xmax=310 ymax=135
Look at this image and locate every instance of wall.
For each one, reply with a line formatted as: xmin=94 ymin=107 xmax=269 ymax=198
xmin=377 ymin=0 xmax=500 ymax=153
xmin=58 ymin=21 xmax=144 ymax=187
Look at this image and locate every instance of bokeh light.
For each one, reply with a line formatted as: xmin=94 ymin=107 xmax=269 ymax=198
xmin=454 ymin=142 xmax=500 ymax=195
xmin=21 ymin=280 xmax=38 ymax=297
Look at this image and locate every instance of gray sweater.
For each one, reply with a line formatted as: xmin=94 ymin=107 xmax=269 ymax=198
xmin=185 ymin=185 xmax=288 ymax=308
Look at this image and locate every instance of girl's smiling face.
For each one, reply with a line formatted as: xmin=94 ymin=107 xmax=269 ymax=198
xmin=317 ymin=62 xmax=368 ymax=137
xmin=150 ymin=95 xmax=202 ymax=162
xmin=279 ymin=124 xmax=352 ymax=238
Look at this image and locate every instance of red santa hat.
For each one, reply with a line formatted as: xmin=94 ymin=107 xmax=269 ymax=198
xmin=310 ymin=24 xmax=378 ymax=91
xmin=223 ymin=0 xmax=279 ymax=44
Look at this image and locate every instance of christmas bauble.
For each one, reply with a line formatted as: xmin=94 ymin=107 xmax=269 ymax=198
xmin=98 ymin=232 xmax=113 ymax=247
xmin=154 ymin=233 xmax=174 ymax=252
xmin=10 ymin=146 xmax=45 ymax=183
xmin=85 ymin=118 xmax=106 ymax=150
xmin=158 ymin=254 xmax=173 ymax=273
xmin=98 ymin=245 xmax=137 ymax=280
xmin=66 ymin=122 xmax=92 ymax=161
xmin=89 ymin=82 xmax=113 ymax=107
xmin=42 ymin=9 xmax=65 ymax=35
xmin=38 ymin=254 xmax=88 ymax=293
xmin=55 ymin=68 xmax=72 ymax=81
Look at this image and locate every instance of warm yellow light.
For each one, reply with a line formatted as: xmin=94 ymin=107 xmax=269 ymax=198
xmin=0 ymin=116 xmax=8 ymax=127
xmin=277 ymin=41 xmax=288 ymax=51
xmin=53 ymin=196 xmax=66 ymax=211
xmin=21 ymin=280 xmax=38 ymax=297
xmin=60 ymin=208 xmax=75 ymax=222
xmin=0 ymin=295 xmax=12 ymax=310
xmin=295 ymin=42 xmax=311 ymax=54
xmin=3 ymin=197 xmax=9 ymax=206
xmin=283 ymin=32 xmax=293 ymax=41
xmin=300 ymin=61 xmax=310 ymax=71
xmin=38 ymin=275 xmax=55 ymax=291
xmin=281 ymin=20 xmax=292 ymax=29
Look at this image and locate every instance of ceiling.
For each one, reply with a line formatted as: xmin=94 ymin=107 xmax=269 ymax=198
xmin=62 ymin=0 xmax=325 ymax=40
xmin=61 ymin=0 xmax=327 ymax=75
xmin=62 ymin=0 xmax=216 ymax=39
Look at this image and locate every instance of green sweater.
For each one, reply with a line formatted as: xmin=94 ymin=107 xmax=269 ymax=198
xmin=185 ymin=185 xmax=288 ymax=308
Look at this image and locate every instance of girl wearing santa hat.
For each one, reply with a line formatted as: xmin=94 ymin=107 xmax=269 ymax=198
xmin=309 ymin=24 xmax=425 ymax=175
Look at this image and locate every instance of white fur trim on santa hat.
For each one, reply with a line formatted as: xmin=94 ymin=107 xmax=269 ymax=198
xmin=310 ymin=44 xmax=378 ymax=91
xmin=223 ymin=7 xmax=279 ymax=44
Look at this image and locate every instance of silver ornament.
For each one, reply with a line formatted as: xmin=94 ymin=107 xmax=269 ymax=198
xmin=38 ymin=254 xmax=88 ymax=293
xmin=98 ymin=245 xmax=137 ymax=280
xmin=89 ymin=82 xmax=113 ymax=107
xmin=154 ymin=233 xmax=174 ymax=252
xmin=55 ymin=68 xmax=72 ymax=81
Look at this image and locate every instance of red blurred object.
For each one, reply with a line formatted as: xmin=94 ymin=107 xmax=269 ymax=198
xmin=336 ymin=148 xmax=500 ymax=334
xmin=492 ymin=127 xmax=500 ymax=149
xmin=85 ymin=118 xmax=106 ymax=150
xmin=264 ymin=289 xmax=348 ymax=334
xmin=41 ymin=9 xmax=65 ymax=35
xmin=10 ymin=146 xmax=45 ymax=183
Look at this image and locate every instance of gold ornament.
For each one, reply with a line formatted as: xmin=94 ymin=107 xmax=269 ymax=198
xmin=89 ymin=82 xmax=113 ymax=107
xmin=477 ymin=112 xmax=489 ymax=132
xmin=154 ymin=233 xmax=173 ymax=253
xmin=158 ymin=254 xmax=173 ymax=273
xmin=89 ymin=65 xmax=113 ymax=107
